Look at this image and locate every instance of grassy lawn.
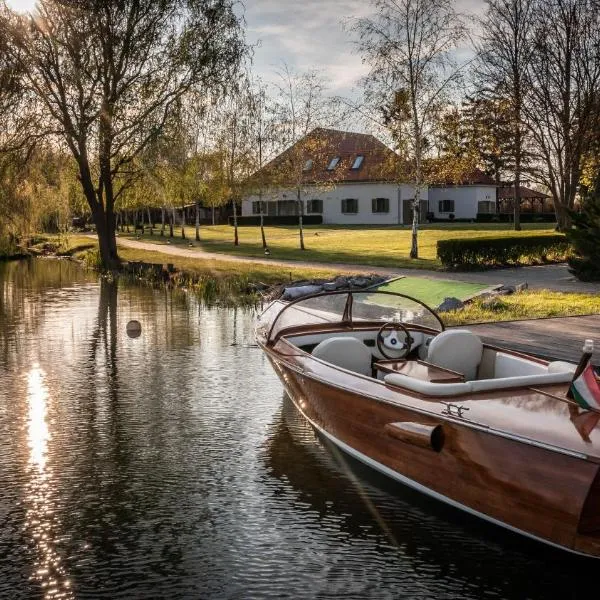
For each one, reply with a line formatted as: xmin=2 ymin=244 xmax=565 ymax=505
xmin=116 ymin=247 xmax=339 ymax=286
xmin=443 ymin=290 xmax=600 ymax=326
xmin=376 ymin=276 xmax=492 ymax=307
xmin=36 ymin=233 xmax=599 ymax=325
xmin=44 ymin=233 xmax=341 ymax=285
xmin=123 ymin=222 xmax=558 ymax=270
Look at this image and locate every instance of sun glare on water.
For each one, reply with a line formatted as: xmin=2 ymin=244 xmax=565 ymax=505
xmin=4 ymin=0 xmax=37 ymax=13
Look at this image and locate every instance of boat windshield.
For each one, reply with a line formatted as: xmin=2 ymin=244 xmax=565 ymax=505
xmin=260 ymin=291 xmax=444 ymax=343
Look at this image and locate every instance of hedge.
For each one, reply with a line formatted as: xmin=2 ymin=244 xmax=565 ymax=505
xmin=229 ymin=215 xmax=323 ymax=226
xmin=437 ymin=234 xmax=570 ymax=269
xmin=476 ymin=212 xmax=556 ymax=223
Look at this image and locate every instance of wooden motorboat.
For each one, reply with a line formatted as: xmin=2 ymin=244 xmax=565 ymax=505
xmin=255 ymin=290 xmax=600 ymax=558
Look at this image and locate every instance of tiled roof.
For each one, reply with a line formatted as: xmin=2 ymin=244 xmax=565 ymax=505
xmin=498 ymin=185 xmax=550 ymax=199
xmin=429 ymin=167 xmax=496 ymax=186
xmin=254 ymin=128 xmax=401 ymax=186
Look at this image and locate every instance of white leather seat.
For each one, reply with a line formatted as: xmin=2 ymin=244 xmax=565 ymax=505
xmin=312 ymin=336 xmax=373 ymax=376
xmin=426 ymin=329 xmax=483 ymax=381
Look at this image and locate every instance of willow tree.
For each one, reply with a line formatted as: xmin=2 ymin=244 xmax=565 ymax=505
xmin=1 ymin=0 xmax=246 ymax=268
xmin=353 ymin=0 xmax=466 ymax=259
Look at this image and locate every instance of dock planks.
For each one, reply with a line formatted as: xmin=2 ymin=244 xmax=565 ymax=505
xmin=463 ymin=315 xmax=600 ymax=366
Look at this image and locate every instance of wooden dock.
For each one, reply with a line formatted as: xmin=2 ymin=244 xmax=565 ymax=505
xmin=463 ymin=314 xmax=600 ymax=365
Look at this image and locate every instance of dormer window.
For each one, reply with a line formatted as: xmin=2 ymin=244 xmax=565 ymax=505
xmin=303 ymin=159 xmax=313 ymax=172
xmin=327 ymin=157 xmax=340 ymax=171
xmin=351 ymin=155 xmax=364 ymax=170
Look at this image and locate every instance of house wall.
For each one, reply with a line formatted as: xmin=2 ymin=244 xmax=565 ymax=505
xmin=241 ymin=182 xmax=428 ymax=225
xmin=428 ymin=186 xmax=496 ymax=220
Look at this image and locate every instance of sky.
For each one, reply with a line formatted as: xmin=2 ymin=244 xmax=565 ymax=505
xmin=4 ymin=0 xmax=486 ymax=99
xmin=245 ymin=0 xmax=487 ymax=98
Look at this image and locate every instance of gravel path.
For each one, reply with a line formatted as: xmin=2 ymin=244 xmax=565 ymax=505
xmin=115 ymin=236 xmax=600 ymax=294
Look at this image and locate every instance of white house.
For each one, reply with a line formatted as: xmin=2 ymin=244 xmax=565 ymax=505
xmin=428 ymin=170 xmax=497 ymax=221
xmin=241 ymin=128 xmax=552 ymax=224
xmin=241 ymin=128 xmax=428 ymax=225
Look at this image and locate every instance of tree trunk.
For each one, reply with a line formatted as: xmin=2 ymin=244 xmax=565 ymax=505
xmin=554 ymin=200 xmax=571 ymax=231
xmin=147 ymin=208 xmax=153 ymax=235
xmin=78 ymin=160 xmax=119 ymax=269
xmin=161 ymin=206 xmax=165 ymax=236
xmin=259 ymin=196 xmax=267 ymax=249
xmin=514 ymin=121 xmax=522 ymax=231
xmin=169 ymin=207 xmax=174 ymax=238
xmin=297 ymin=188 xmax=305 ymax=251
xmin=232 ymin=200 xmax=239 ymax=246
xmin=410 ymin=102 xmax=422 ymax=260
xmin=195 ymin=199 xmax=200 ymax=241
xmin=181 ymin=205 xmax=186 ymax=239
xmin=212 ymin=206 xmax=215 ymax=226
xmin=126 ymin=211 xmax=130 ymax=233
xmin=410 ymin=187 xmax=420 ymax=259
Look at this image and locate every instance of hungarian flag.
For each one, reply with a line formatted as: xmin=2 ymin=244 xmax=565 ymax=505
xmin=569 ymin=364 xmax=600 ymax=411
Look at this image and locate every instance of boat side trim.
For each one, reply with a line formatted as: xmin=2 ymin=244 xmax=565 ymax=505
xmin=287 ymin=395 xmax=593 ymax=559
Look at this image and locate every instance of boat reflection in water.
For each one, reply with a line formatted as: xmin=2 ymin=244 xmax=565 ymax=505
xmin=265 ymin=395 xmax=597 ymax=599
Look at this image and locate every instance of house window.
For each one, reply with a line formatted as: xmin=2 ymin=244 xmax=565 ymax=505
xmin=277 ymin=200 xmax=298 ymax=216
xmin=307 ymin=199 xmax=323 ymax=214
xmin=371 ymin=197 xmax=389 ymax=213
xmin=478 ymin=200 xmax=494 ymax=214
xmin=438 ymin=199 xmax=455 ymax=213
xmin=303 ymin=159 xmax=313 ymax=172
xmin=351 ymin=155 xmax=364 ymax=170
xmin=341 ymin=198 xmax=358 ymax=214
xmin=252 ymin=201 xmax=263 ymax=215
xmin=327 ymin=157 xmax=340 ymax=171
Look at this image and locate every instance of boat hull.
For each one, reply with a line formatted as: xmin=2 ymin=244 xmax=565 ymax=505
xmin=263 ymin=349 xmax=600 ymax=558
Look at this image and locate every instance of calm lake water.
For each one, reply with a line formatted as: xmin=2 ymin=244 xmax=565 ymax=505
xmin=0 ymin=259 xmax=595 ymax=599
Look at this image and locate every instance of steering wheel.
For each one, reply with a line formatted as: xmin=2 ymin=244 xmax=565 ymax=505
xmin=376 ymin=321 xmax=413 ymax=359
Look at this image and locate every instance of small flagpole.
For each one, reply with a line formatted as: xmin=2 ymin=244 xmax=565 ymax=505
xmin=567 ymin=339 xmax=594 ymax=400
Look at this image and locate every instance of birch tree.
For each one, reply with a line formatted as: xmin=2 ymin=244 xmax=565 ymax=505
xmin=353 ymin=0 xmax=466 ymax=258
xmin=273 ymin=66 xmax=338 ymax=250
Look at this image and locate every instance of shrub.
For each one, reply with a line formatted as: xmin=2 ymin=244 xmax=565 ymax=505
xmin=81 ymin=248 xmax=102 ymax=269
xmin=476 ymin=212 xmax=556 ymax=223
xmin=229 ymin=215 xmax=323 ymax=226
xmin=437 ymin=234 xmax=570 ymax=269
xmin=567 ymin=179 xmax=600 ymax=281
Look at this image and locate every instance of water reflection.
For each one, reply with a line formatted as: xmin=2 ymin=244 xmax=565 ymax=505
xmin=265 ymin=395 xmax=598 ymax=599
xmin=1 ymin=258 xmax=598 ymax=599
xmin=25 ymin=365 xmax=73 ymax=599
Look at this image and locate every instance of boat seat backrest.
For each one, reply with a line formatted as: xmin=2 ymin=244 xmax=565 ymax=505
xmin=493 ymin=353 xmax=547 ymax=378
xmin=385 ymin=361 xmax=576 ymax=397
xmin=426 ymin=330 xmax=483 ymax=381
xmin=311 ymin=336 xmax=373 ymax=376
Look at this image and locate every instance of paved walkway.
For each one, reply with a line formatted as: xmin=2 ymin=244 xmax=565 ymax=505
xmin=115 ymin=237 xmax=600 ymax=294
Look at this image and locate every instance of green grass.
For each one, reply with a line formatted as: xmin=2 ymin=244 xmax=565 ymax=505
xmin=123 ymin=222 xmax=558 ymax=270
xmin=443 ymin=290 xmax=600 ymax=326
xmin=116 ymin=246 xmax=340 ymax=285
xmin=376 ymin=276 xmax=492 ymax=307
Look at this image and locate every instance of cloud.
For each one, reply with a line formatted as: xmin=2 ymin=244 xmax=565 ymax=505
xmin=245 ymin=0 xmax=373 ymax=96
xmin=245 ymin=0 xmax=486 ymax=98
